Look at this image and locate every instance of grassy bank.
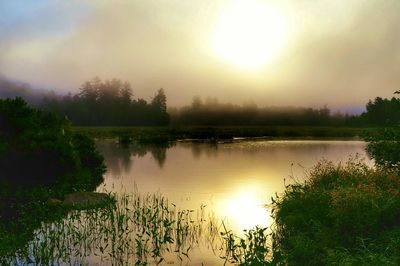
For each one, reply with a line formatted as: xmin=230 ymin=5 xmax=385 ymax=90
xmin=72 ymin=126 xmax=378 ymax=142
xmin=271 ymin=158 xmax=400 ymax=265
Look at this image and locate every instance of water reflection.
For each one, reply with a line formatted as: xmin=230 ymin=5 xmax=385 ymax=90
xmin=1 ymin=140 xmax=372 ymax=265
xmin=219 ymin=184 xmax=271 ymax=231
xmin=96 ymin=140 xmax=173 ymax=176
xmin=98 ymin=140 xmax=371 ymax=234
xmin=190 ymin=142 xmax=219 ymax=159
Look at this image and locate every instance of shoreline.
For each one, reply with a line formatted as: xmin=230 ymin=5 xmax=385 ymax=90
xmin=73 ymin=126 xmax=376 ymax=142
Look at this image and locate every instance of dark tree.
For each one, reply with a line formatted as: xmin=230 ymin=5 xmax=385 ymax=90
xmin=150 ymin=88 xmax=170 ymax=125
xmin=170 ymin=97 xmax=347 ymax=126
xmin=361 ymin=95 xmax=400 ymax=126
xmin=41 ymin=78 xmax=170 ymax=126
xmin=0 ymin=97 xmax=105 ymax=193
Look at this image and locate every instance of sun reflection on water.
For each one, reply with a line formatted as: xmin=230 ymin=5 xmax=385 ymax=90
xmin=217 ymin=184 xmax=272 ymax=234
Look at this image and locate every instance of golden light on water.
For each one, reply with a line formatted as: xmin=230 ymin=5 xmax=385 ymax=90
xmin=212 ymin=0 xmax=289 ymax=70
xmin=217 ymin=184 xmax=271 ymax=233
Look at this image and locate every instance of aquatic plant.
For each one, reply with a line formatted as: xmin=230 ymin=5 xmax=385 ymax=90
xmin=1 ymin=190 xmax=224 ymax=265
xmin=220 ymin=222 xmax=272 ymax=265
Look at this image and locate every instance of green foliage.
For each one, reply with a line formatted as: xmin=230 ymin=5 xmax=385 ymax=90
xmin=272 ymin=158 xmax=400 ymax=265
xmin=70 ymin=134 xmax=106 ymax=191
xmin=0 ymin=97 xmax=105 ymax=194
xmin=365 ymin=127 xmax=400 ymax=168
xmin=0 ymin=97 xmax=106 ymax=258
xmin=221 ymin=224 xmax=272 ymax=265
xmin=362 ymin=96 xmax=400 ymax=126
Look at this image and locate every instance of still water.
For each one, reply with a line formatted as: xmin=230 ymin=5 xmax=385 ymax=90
xmin=97 ymin=139 xmax=371 ymax=236
xmin=5 ymin=139 xmax=373 ymax=265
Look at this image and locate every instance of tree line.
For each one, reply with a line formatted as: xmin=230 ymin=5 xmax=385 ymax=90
xmin=357 ymin=93 xmax=400 ymax=126
xmin=1 ymin=76 xmax=400 ymax=127
xmin=41 ymin=78 xmax=169 ymax=126
xmin=169 ymin=96 xmax=351 ymax=126
xmin=170 ymin=93 xmax=400 ymax=127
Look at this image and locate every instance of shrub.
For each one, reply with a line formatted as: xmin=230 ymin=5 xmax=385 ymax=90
xmin=0 ymin=97 xmax=106 ymax=257
xmin=0 ymin=97 xmax=105 ymax=196
xmin=272 ymin=158 xmax=400 ymax=265
xmin=365 ymin=127 xmax=400 ymax=168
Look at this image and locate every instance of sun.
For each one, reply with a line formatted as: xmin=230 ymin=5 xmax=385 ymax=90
xmin=212 ymin=0 xmax=289 ymax=70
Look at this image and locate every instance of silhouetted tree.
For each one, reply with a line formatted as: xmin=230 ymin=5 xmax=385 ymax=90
xmin=41 ymin=78 xmax=170 ymax=126
xmin=361 ymin=93 xmax=400 ymax=126
xmin=79 ymin=77 xmax=100 ymax=102
xmin=170 ymin=97 xmax=347 ymax=126
xmin=150 ymin=88 xmax=169 ymax=125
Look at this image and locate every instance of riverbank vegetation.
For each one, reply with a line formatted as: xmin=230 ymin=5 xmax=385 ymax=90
xmin=265 ymin=127 xmax=400 ymax=265
xmin=0 ymin=97 xmax=105 ymax=196
xmin=1 ymin=191 xmax=222 ymax=265
xmin=271 ymin=158 xmax=400 ymax=265
xmin=0 ymin=97 xmax=106 ymax=258
xmin=221 ymin=130 xmax=400 ymax=265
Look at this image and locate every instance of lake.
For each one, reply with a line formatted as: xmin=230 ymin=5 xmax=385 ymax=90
xmin=91 ymin=139 xmax=371 ymax=264
xmin=4 ymin=139 xmax=372 ymax=265
xmin=98 ymin=139 xmax=370 ymax=231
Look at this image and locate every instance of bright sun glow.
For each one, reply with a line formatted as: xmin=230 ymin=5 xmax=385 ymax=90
xmin=218 ymin=185 xmax=271 ymax=234
xmin=212 ymin=0 xmax=289 ymax=70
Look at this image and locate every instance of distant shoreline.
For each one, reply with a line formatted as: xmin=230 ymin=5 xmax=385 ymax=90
xmin=72 ymin=126 xmax=377 ymax=142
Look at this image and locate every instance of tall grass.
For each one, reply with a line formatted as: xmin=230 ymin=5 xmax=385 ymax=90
xmin=220 ymin=222 xmax=272 ymax=265
xmin=1 ymin=190 xmax=228 ymax=265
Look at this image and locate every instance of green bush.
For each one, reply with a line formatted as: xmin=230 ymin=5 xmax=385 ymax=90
xmin=0 ymin=97 xmax=105 ymax=196
xmin=365 ymin=127 xmax=400 ymax=168
xmin=272 ymin=158 xmax=400 ymax=265
xmin=0 ymin=97 xmax=106 ymax=257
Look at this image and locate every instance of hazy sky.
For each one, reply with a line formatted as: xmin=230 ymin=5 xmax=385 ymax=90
xmin=0 ymin=0 xmax=399 ymax=110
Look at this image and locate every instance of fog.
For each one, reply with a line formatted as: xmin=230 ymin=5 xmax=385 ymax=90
xmin=0 ymin=75 xmax=53 ymax=106
xmin=0 ymin=0 xmax=399 ymax=110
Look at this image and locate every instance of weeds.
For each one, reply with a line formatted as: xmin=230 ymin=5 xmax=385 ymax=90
xmin=221 ymin=221 xmax=272 ymax=265
xmin=271 ymin=157 xmax=400 ymax=265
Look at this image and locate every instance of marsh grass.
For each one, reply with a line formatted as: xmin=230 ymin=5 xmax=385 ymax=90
xmin=220 ymin=222 xmax=272 ymax=265
xmin=1 ymin=189 xmax=230 ymax=265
